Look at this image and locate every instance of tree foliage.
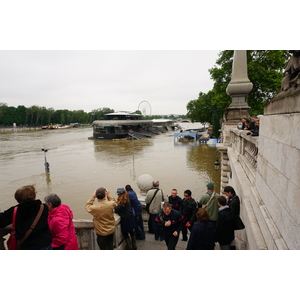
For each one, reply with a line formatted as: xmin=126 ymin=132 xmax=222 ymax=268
xmin=187 ymin=50 xmax=291 ymax=131
xmin=0 ymin=104 xmax=115 ymax=126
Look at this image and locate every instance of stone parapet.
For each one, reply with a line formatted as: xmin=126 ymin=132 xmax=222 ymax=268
xmin=265 ymin=90 xmax=300 ymax=115
xmin=0 ymin=214 xmax=127 ymax=250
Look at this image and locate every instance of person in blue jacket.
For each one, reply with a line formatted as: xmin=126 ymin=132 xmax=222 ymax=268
xmin=186 ymin=208 xmax=216 ymax=250
xmin=125 ymin=184 xmax=145 ymax=240
xmin=155 ymin=202 xmax=185 ymax=250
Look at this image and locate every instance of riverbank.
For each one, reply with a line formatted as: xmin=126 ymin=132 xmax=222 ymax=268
xmin=0 ymin=126 xmax=42 ymax=133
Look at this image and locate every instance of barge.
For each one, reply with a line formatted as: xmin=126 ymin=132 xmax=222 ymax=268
xmin=91 ymin=112 xmax=175 ymax=140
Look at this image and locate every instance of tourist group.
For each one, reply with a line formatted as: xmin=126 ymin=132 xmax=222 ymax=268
xmin=0 ymin=180 xmax=244 ymax=250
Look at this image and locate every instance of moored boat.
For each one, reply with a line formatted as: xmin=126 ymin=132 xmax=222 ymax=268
xmin=91 ymin=112 xmax=174 ymax=140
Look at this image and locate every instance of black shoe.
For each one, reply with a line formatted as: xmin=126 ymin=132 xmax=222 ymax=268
xmin=160 ymin=237 xmax=164 ymax=241
xmin=181 ymin=238 xmax=188 ymax=241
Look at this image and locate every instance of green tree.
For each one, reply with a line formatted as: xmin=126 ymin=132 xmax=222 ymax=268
xmin=0 ymin=103 xmax=8 ymax=124
xmin=132 ymin=110 xmax=142 ymax=115
xmin=91 ymin=107 xmax=114 ymax=120
xmin=1 ymin=106 xmax=16 ymax=125
xmin=187 ymin=50 xmax=291 ymax=131
xmin=186 ymin=91 xmax=221 ymax=137
xmin=60 ymin=113 xmax=65 ymax=124
xmin=15 ymin=105 xmax=27 ymax=125
xmin=209 ymin=50 xmax=290 ymax=116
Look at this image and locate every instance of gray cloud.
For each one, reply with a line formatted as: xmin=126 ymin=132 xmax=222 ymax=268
xmin=0 ymin=50 xmax=220 ymax=115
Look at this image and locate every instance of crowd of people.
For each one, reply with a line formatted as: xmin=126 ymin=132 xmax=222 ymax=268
xmin=0 ymin=180 xmax=243 ymax=251
xmin=145 ymin=180 xmax=242 ymax=250
xmin=237 ymin=115 xmax=260 ymax=136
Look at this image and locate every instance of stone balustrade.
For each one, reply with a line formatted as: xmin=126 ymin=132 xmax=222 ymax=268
xmin=0 ymin=207 xmax=151 ymax=250
xmin=1 ymin=174 xmax=153 ymax=250
xmin=0 ymin=214 xmax=128 ymax=250
xmin=229 ymin=129 xmax=259 ymax=185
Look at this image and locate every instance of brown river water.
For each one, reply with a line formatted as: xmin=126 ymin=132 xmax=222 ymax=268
xmin=0 ymin=125 xmax=220 ymax=219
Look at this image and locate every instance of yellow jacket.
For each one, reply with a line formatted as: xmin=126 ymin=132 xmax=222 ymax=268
xmin=85 ymin=195 xmax=117 ymax=236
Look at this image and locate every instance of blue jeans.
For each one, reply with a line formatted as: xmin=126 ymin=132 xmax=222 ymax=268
xmin=150 ymin=214 xmax=164 ymax=240
xmin=135 ymin=212 xmax=145 ymax=239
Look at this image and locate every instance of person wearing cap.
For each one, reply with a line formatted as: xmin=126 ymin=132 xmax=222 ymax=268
xmin=199 ymin=183 xmax=220 ymax=227
xmin=85 ymin=187 xmax=117 ymax=250
xmin=114 ymin=187 xmax=137 ymax=250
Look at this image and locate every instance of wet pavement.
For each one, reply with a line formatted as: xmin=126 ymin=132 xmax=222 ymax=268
xmin=135 ymin=231 xmax=220 ymax=250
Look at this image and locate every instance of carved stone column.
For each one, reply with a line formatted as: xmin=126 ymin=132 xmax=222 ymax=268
xmin=225 ymin=50 xmax=253 ymax=126
xmin=221 ymin=50 xmax=253 ymax=147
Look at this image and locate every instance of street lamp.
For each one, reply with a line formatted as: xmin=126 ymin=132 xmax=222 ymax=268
xmin=214 ymin=158 xmax=220 ymax=171
xmin=41 ymin=148 xmax=50 ymax=173
xmin=213 ymin=149 xmax=221 ymax=171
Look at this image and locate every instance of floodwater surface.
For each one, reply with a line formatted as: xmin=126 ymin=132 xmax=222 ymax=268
xmin=0 ymin=126 xmax=220 ymax=219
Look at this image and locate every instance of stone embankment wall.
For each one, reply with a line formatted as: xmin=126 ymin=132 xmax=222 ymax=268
xmin=219 ymin=91 xmax=300 ymax=250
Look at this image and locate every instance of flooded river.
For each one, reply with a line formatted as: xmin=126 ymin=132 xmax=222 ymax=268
xmin=0 ymin=125 xmax=220 ymax=219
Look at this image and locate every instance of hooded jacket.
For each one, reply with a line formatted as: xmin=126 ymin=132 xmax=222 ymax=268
xmin=48 ymin=204 xmax=79 ymax=250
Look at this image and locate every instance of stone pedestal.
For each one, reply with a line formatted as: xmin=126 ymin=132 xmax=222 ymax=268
xmin=225 ymin=50 xmax=253 ymax=123
xmin=136 ymin=174 xmax=154 ymax=229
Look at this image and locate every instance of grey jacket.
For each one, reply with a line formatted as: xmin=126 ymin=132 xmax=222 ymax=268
xmin=145 ymin=188 xmax=168 ymax=214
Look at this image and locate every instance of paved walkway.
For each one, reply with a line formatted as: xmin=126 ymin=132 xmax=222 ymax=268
xmin=135 ymin=231 xmax=220 ymax=250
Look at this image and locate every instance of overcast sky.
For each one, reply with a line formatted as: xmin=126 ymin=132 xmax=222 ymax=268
xmin=0 ymin=50 xmax=220 ymax=116
xmin=0 ymin=2 xmax=287 ymax=117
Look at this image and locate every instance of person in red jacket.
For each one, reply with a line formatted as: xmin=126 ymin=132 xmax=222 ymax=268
xmin=44 ymin=194 xmax=79 ymax=250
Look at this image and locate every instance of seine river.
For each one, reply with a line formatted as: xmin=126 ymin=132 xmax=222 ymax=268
xmin=0 ymin=124 xmax=220 ymax=219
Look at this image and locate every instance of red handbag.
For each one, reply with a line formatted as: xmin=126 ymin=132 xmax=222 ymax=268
xmin=7 ymin=206 xmax=18 ymax=250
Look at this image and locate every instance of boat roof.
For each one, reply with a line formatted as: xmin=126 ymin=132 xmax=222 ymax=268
xmin=152 ymin=119 xmax=173 ymax=123
xmin=105 ymin=112 xmax=142 ymax=117
xmin=93 ymin=119 xmax=153 ymax=126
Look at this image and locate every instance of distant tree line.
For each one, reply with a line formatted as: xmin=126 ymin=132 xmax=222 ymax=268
xmin=0 ymin=104 xmax=115 ymax=126
xmin=0 ymin=104 xmax=187 ymax=126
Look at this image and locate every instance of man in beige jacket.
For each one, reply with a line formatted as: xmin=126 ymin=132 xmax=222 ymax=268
xmin=85 ymin=187 xmax=117 ymax=250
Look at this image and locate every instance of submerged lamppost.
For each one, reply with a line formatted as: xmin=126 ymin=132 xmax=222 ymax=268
xmin=214 ymin=158 xmax=220 ymax=171
xmin=214 ymin=150 xmax=221 ymax=171
xmin=41 ymin=148 xmax=50 ymax=173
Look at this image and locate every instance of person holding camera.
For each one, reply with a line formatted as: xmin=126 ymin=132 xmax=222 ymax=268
xmin=85 ymin=187 xmax=117 ymax=250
